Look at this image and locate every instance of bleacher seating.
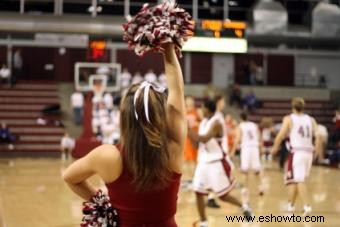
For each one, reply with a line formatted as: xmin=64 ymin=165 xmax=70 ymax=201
xmin=249 ymin=99 xmax=334 ymax=129
xmin=0 ymin=82 xmax=63 ymax=156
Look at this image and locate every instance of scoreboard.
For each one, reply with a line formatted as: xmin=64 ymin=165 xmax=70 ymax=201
xmin=195 ymin=20 xmax=246 ymax=39
xmin=182 ymin=20 xmax=248 ymax=53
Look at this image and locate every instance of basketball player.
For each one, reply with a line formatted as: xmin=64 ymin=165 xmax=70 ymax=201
xmin=205 ymin=95 xmax=228 ymax=208
xmin=63 ymin=44 xmax=186 ymax=227
xmin=271 ymin=97 xmax=321 ymax=215
xmin=188 ymin=100 xmax=251 ymax=227
xmin=183 ymin=96 xmax=200 ymax=180
xmin=232 ymin=112 xmax=264 ymax=196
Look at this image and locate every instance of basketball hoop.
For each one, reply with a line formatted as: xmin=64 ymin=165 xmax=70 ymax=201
xmin=93 ymin=79 xmax=105 ymax=96
xmin=89 ymin=75 xmax=107 ymax=97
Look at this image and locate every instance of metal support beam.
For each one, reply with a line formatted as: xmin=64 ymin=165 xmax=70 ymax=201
xmin=124 ymin=0 xmax=130 ymax=17
xmin=224 ymin=0 xmax=229 ymax=20
xmin=20 ymin=0 xmax=25 ymax=14
xmin=193 ymin=0 xmax=198 ymax=20
xmin=92 ymin=0 xmax=97 ymax=18
xmin=54 ymin=0 xmax=59 ymax=15
xmin=59 ymin=0 xmax=63 ymax=15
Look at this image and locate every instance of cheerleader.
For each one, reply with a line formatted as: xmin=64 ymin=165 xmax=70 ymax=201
xmin=63 ymin=2 xmax=193 ymax=226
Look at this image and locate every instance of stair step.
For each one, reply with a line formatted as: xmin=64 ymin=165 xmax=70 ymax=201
xmin=0 ymin=112 xmax=42 ymax=118
xmin=0 ymin=144 xmax=60 ymax=150
xmin=19 ymin=135 xmax=62 ymax=142
xmin=0 ymin=97 xmax=59 ymax=104
xmin=11 ymin=127 xmax=64 ymax=134
xmin=0 ymin=90 xmax=59 ymax=97
xmin=1 ymin=104 xmax=49 ymax=111
xmin=7 ymin=84 xmax=57 ymax=90
xmin=262 ymin=103 xmax=333 ymax=109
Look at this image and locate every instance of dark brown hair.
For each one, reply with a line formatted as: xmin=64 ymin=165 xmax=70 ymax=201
xmin=240 ymin=112 xmax=248 ymax=121
xmin=120 ymin=84 xmax=171 ymax=192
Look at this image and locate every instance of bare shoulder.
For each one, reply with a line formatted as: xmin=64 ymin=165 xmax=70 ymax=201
xmin=89 ymin=144 xmax=123 ymax=182
xmin=283 ymin=115 xmax=291 ymax=121
xmin=92 ymin=144 xmax=120 ymax=159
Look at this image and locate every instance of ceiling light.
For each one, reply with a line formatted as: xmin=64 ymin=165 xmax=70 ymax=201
xmin=229 ymin=1 xmax=238 ymax=6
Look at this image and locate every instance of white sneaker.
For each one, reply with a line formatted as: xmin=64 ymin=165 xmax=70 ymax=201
xmin=199 ymin=221 xmax=208 ymax=227
xmin=303 ymin=205 xmax=312 ymax=216
xmin=286 ymin=203 xmax=295 ymax=213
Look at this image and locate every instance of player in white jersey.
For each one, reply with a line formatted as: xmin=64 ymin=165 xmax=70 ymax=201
xmin=271 ymin=97 xmax=321 ymax=215
xmin=188 ymin=100 xmax=251 ymax=227
xmin=233 ymin=112 xmax=264 ymax=196
xmin=205 ymin=95 xmax=228 ymax=209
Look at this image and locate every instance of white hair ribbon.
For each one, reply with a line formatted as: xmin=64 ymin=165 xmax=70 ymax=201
xmin=133 ymin=81 xmax=166 ymax=123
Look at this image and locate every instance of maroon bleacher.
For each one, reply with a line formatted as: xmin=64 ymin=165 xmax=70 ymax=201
xmin=0 ymin=82 xmax=63 ymax=156
xmin=249 ymin=99 xmax=334 ymax=129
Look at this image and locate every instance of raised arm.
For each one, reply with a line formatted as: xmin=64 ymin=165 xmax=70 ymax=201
xmin=188 ymin=121 xmax=222 ymax=144
xmin=163 ymin=44 xmax=186 ymax=145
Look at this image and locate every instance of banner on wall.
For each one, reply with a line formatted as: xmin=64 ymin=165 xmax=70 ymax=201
xmin=35 ymin=33 xmax=89 ymax=46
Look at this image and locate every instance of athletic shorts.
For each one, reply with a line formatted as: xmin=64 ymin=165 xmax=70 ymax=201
xmin=240 ymin=148 xmax=261 ymax=173
xmin=192 ymin=158 xmax=236 ymax=197
xmin=285 ymin=151 xmax=313 ymax=185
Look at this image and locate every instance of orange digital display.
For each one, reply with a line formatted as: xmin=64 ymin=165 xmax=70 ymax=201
xmin=89 ymin=40 xmax=107 ymax=61
xmin=199 ymin=20 xmax=246 ymax=38
xmin=90 ymin=41 xmax=107 ymax=50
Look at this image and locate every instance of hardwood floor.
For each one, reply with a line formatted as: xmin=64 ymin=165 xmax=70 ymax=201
xmin=0 ymin=158 xmax=339 ymax=227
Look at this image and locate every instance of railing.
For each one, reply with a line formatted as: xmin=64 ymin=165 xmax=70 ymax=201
xmin=295 ymin=73 xmax=327 ymax=88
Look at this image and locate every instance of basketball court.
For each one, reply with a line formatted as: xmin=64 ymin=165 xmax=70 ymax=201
xmin=0 ymin=1 xmax=340 ymax=227
xmin=0 ymin=158 xmax=339 ymax=226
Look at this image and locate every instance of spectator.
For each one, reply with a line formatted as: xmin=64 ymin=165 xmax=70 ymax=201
xmin=71 ymin=91 xmax=84 ymax=125
xmin=0 ymin=122 xmax=16 ymax=150
xmin=255 ymin=66 xmax=264 ymax=85
xmin=13 ymin=49 xmax=22 ymax=86
xmin=243 ymin=90 xmax=258 ymax=112
xmin=318 ymin=75 xmax=327 ymax=88
xmin=60 ymin=133 xmax=75 ymax=161
xmin=131 ymin=72 xmax=143 ymax=85
xmin=110 ymin=95 xmax=121 ymax=144
xmin=0 ymin=64 xmax=11 ymax=86
xmin=249 ymin=60 xmax=257 ymax=85
xmin=240 ymin=59 xmax=250 ymax=85
xmin=103 ymin=92 xmax=113 ymax=113
xmin=229 ymin=84 xmax=242 ymax=108
xmin=101 ymin=117 xmax=115 ymax=145
xmin=144 ymin=69 xmax=157 ymax=83
xmin=121 ymin=68 xmax=132 ymax=90
xmin=333 ymin=108 xmax=340 ymax=144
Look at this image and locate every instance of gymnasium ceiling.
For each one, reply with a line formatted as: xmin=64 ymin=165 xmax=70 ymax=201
xmin=1 ymin=0 xmax=339 ymax=27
